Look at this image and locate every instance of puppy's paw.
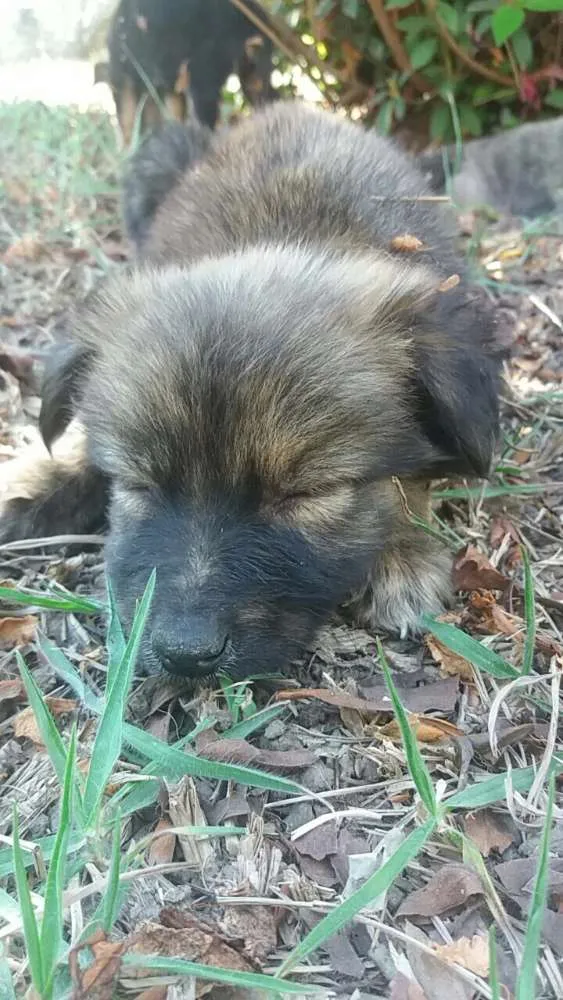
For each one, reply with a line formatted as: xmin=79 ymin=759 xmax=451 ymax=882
xmin=349 ymin=543 xmax=452 ymax=637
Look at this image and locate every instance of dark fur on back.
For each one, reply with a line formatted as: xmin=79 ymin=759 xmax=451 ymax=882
xmin=1 ymin=104 xmax=502 ymax=679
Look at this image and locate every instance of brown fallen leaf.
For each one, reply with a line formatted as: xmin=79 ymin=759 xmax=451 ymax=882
xmin=467 ymin=590 xmax=521 ymax=637
xmin=426 ymin=635 xmax=474 ymax=682
xmin=69 ymin=929 xmax=124 ymax=1000
xmin=0 ymin=678 xmax=24 ymax=703
xmin=397 ymin=864 xmax=483 ymax=918
xmin=359 ymin=678 xmax=459 ymax=715
xmin=390 ymin=973 xmax=427 ymax=1000
xmin=390 ymin=234 xmax=424 ymax=252
xmin=0 ymin=614 xmax=38 ymax=649
xmin=406 ymin=922 xmax=474 ymax=1000
xmin=453 ymin=544 xmax=509 ymax=592
xmin=432 ymin=935 xmax=489 ymax=977
xmin=167 ymin=776 xmax=213 ymax=869
xmin=147 ymin=818 xmax=177 ymax=866
xmin=380 ymin=715 xmax=462 ymax=744
xmin=438 ymin=273 xmax=460 ymax=292
xmin=3 ymin=235 xmax=45 ymax=265
xmin=14 ymin=697 xmax=77 ymax=746
xmin=220 ymin=905 xmax=278 ymax=963
xmin=273 ymin=686 xmax=395 ymax=717
xmin=126 ymin=915 xmax=255 ymax=984
xmin=136 ymin=989 xmax=168 ymax=1000
xmin=464 ymin=809 xmax=514 ymax=857
xmin=197 ymin=731 xmax=315 ymax=771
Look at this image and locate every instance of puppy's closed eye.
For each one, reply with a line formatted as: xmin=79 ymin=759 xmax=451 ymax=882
xmin=271 ymin=482 xmax=357 ymax=527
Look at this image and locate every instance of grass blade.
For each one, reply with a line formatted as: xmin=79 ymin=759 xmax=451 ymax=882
xmin=520 ymin=546 xmax=536 ymax=675
xmin=39 ymin=631 xmax=304 ymax=795
xmin=0 ymin=584 xmax=103 ymax=614
xmin=432 ymin=483 xmax=550 ymax=500
xmin=277 ymin=816 xmax=437 ymax=978
xmin=447 ymin=757 xmax=563 ymax=810
xmin=223 ymin=703 xmax=288 ymax=740
xmin=123 ymin=954 xmax=323 ymax=994
xmin=421 ymin=615 xmax=519 ymax=679
xmin=12 ymin=805 xmax=44 ymax=995
xmin=106 ymin=576 xmax=126 ymax=690
xmin=488 ymin=926 xmax=500 ymax=1000
xmin=83 ymin=570 xmax=156 ymax=825
xmin=16 ymin=652 xmax=68 ymax=787
xmin=40 ymin=726 xmax=77 ymax=997
xmin=515 ymin=776 xmax=555 ymax=1000
xmin=102 ymin=812 xmax=123 ymax=932
xmin=379 ymin=639 xmax=437 ymax=817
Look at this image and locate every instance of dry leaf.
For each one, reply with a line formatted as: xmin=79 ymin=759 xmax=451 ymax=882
xmin=197 ymin=731 xmax=315 ymax=771
xmin=147 ymin=818 xmax=177 ymax=866
xmin=438 ymin=273 xmax=460 ymax=292
xmin=405 ymin=923 xmax=474 ymax=1000
xmin=426 ymin=635 xmax=474 ymax=682
xmin=69 ymin=929 xmax=124 ymax=1000
xmin=3 ymin=235 xmax=45 ymax=264
xmin=14 ymin=697 xmax=76 ymax=746
xmin=359 ymin=678 xmax=459 ymax=715
xmin=274 ymin=686 xmax=394 ymax=717
xmin=167 ymin=776 xmax=214 ymax=869
xmin=381 ymin=715 xmax=462 ymax=744
xmin=220 ymin=905 xmax=278 ymax=963
xmin=126 ymin=915 xmax=255 ymax=981
xmin=397 ymin=864 xmax=483 ymax=917
xmin=0 ymin=678 xmax=24 ymax=702
xmin=0 ymin=614 xmax=38 ymax=649
xmin=464 ymin=809 xmax=514 ymax=857
xmin=390 ymin=234 xmax=424 ymax=252
xmin=432 ymin=935 xmax=489 ymax=977
xmin=136 ymin=990 xmax=168 ymax=1000
xmin=453 ymin=544 xmax=509 ymax=592
xmin=390 ymin=974 xmax=427 ymax=1000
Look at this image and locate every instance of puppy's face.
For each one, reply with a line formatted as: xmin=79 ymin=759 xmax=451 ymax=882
xmin=46 ymin=246 xmax=498 ymax=678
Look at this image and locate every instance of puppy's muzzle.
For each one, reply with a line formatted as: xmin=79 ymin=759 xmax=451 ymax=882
xmin=151 ymin=618 xmax=230 ymax=677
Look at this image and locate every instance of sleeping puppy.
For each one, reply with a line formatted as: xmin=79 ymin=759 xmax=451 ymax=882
xmin=0 ymin=103 xmax=501 ymax=679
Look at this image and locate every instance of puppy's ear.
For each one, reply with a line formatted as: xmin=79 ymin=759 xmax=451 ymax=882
xmin=39 ymin=342 xmax=94 ymax=451
xmin=412 ymin=291 xmax=501 ymax=477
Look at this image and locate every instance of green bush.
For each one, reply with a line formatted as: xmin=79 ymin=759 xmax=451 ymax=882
xmin=267 ymin=0 xmax=563 ymax=144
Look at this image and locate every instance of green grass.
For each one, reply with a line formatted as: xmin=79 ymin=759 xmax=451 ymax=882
xmin=2 ymin=572 xmax=559 ymax=997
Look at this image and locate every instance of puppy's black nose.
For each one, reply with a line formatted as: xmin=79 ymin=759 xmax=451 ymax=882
xmin=152 ymin=626 xmax=229 ymax=677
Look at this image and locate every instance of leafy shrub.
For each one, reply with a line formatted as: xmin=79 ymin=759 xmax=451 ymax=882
xmin=267 ymin=0 xmax=563 ymax=145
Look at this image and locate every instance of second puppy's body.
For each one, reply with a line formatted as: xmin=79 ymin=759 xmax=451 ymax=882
xmin=1 ymin=105 xmax=501 ymax=678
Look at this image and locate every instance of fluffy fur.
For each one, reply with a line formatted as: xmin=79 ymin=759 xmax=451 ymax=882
xmin=1 ymin=104 xmax=502 ymax=679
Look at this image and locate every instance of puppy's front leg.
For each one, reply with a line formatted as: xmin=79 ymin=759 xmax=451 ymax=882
xmin=0 ymin=422 xmax=108 ymax=543
xmin=349 ymin=479 xmax=452 ymax=637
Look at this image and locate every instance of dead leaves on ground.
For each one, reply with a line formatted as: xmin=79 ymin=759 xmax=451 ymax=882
xmin=0 ymin=614 xmax=38 ymax=649
xmin=13 ymin=697 xmax=77 ymax=747
xmin=463 ymin=809 xmax=515 ymax=857
xmin=397 ymin=864 xmax=483 ymax=918
xmin=452 ymin=544 xmax=509 ymax=593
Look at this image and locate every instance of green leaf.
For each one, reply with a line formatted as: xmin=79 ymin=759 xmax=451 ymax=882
xmin=515 ymin=777 xmax=555 ymax=999
xmin=489 ymin=927 xmax=501 ymax=1000
xmin=430 ymin=102 xmax=452 ymax=141
xmin=397 ymin=16 xmax=432 ymax=36
xmin=102 ymin=812 xmax=123 ymax=932
xmin=437 ymin=2 xmax=459 ymax=34
xmin=341 ymin=0 xmax=359 ymax=17
xmin=379 ymin=641 xmax=437 ymax=817
xmin=447 ymin=757 xmax=563 ymax=809
xmin=277 ymin=817 xmax=437 ymax=977
xmin=524 ymin=0 xmax=563 ymax=11
xmin=511 ymin=26 xmax=533 ymax=68
xmin=421 ymin=616 xmax=519 ymax=680
xmin=544 ymin=87 xmax=563 ymax=109
xmin=459 ymin=103 xmax=483 ymax=137
xmin=492 ymin=5 xmax=525 ymax=45
xmin=409 ymin=37 xmax=439 ymax=70
xmin=521 ymin=546 xmax=536 ymax=675
xmin=83 ymin=571 xmax=156 ymax=825
xmin=0 ymin=584 xmax=102 ymax=614
xmin=105 ymin=576 xmax=126 ymax=690
xmin=385 ymin=0 xmax=415 ymax=8
xmin=123 ymin=955 xmax=322 ymax=994
xmin=16 ymin=652 xmax=68 ymax=787
xmin=12 ymin=806 xmax=44 ymax=995
xmin=40 ymin=726 xmax=76 ymax=997
xmin=376 ymin=100 xmax=394 ymax=135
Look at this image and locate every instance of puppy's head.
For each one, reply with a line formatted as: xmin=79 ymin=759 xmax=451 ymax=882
xmin=42 ymin=246 xmax=499 ymax=678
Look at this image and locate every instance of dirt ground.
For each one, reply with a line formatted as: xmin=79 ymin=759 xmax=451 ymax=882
xmin=0 ymin=101 xmax=562 ymax=999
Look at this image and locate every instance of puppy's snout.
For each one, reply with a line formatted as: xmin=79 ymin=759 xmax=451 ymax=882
xmin=152 ymin=620 xmax=229 ymax=677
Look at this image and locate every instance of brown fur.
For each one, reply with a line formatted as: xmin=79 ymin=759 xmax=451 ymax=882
xmin=0 ymin=104 xmax=502 ymax=678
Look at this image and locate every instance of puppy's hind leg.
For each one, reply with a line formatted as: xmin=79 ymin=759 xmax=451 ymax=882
xmin=0 ymin=422 xmax=109 ymax=544
xmin=349 ymin=479 xmax=452 ymax=637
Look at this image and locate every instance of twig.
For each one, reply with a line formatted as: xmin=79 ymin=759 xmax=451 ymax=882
xmin=366 ymin=0 xmax=430 ymax=95
xmin=228 ymin=0 xmax=342 ymax=105
xmin=423 ymin=0 xmax=514 ymax=88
